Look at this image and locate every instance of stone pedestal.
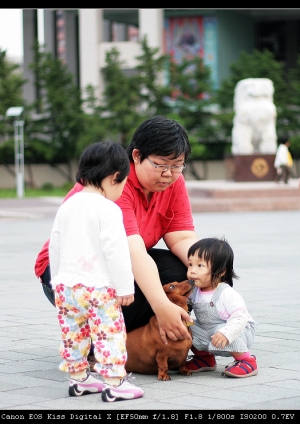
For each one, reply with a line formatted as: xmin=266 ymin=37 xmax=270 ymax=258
xmin=225 ymin=154 xmax=276 ymax=182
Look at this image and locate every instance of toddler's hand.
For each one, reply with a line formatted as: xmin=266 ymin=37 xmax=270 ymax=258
xmin=211 ymin=331 xmax=228 ymax=349
xmin=116 ymin=294 xmax=134 ymax=306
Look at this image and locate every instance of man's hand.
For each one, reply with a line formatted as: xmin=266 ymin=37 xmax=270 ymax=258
xmin=156 ymin=301 xmax=193 ymax=345
xmin=211 ymin=331 xmax=228 ymax=349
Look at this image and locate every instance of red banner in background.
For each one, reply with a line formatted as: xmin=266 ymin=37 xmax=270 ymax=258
xmin=165 ymin=16 xmax=204 ymax=63
xmin=164 ymin=15 xmax=218 ymax=89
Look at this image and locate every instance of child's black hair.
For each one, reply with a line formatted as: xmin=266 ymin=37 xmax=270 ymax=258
xmin=187 ymin=237 xmax=239 ymax=287
xmin=278 ymin=136 xmax=290 ymax=145
xmin=76 ymin=141 xmax=130 ymax=188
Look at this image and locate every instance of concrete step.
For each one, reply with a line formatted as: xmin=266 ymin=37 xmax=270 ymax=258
xmin=186 ymin=178 xmax=300 ymax=212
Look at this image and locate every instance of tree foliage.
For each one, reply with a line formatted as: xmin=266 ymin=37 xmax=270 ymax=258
xmin=134 ymin=35 xmax=172 ymax=117
xmin=2 ymin=37 xmax=300 ymax=180
xmin=99 ymin=47 xmax=142 ymax=146
xmin=286 ymin=55 xmax=300 ymax=159
xmin=0 ymin=50 xmax=25 ymax=115
xmin=75 ymin=84 xmax=108 ymax=154
xmin=163 ymin=56 xmax=221 ymax=161
xmin=0 ymin=49 xmax=25 ymax=163
xmin=217 ymin=49 xmax=287 ymax=108
xmin=25 ymin=42 xmax=84 ymax=179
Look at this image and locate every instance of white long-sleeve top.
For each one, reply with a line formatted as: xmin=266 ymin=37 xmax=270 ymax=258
xmin=192 ymin=284 xmax=255 ymax=344
xmin=274 ymin=143 xmax=289 ymax=168
xmin=49 ymin=192 xmax=134 ymax=297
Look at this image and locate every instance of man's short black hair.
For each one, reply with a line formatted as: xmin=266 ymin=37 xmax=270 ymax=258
xmin=126 ymin=115 xmax=191 ymax=163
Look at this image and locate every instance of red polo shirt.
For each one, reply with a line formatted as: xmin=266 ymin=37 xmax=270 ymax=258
xmin=34 ymin=162 xmax=195 ymax=277
xmin=116 ymin=162 xmax=195 ymax=249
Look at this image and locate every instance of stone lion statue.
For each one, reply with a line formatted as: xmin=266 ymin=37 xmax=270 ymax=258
xmin=231 ymin=78 xmax=277 ymax=154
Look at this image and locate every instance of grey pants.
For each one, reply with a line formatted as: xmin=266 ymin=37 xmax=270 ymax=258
xmin=191 ymin=283 xmax=256 ymax=357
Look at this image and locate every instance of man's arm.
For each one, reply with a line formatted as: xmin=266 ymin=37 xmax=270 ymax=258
xmin=164 ymin=230 xmax=199 ymax=266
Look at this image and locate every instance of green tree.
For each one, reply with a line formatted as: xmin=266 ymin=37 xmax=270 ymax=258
xmin=99 ymin=47 xmax=142 ymax=147
xmin=77 ymin=37 xmax=220 ymax=170
xmin=287 ymin=54 xmax=300 ymax=141
xmin=76 ymin=84 xmax=109 ymax=153
xmin=0 ymin=49 xmax=25 ymax=164
xmin=91 ymin=36 xmax=174 ymax=148
xmin=26 ymin=43 xmax=84 ymax=181
xmin=0 ymin=49 xmax=25 ymax=116
xmin=165 ymin=56 xmax=222 ymax=165
xmin=134 ymin=35 xmax=172 ymax=116
xmin=286 ymin=54 xmax=300 ymax=162
xmin=167 ymin=56 xmax=215 ymax=138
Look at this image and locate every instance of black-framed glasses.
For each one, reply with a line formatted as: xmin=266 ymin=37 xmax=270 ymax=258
xmin=146 ymin=157 xmax=186 ymax=173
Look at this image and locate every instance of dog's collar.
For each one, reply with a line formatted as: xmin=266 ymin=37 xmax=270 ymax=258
xmin=184 ymin=308 xmax=194 ymax=328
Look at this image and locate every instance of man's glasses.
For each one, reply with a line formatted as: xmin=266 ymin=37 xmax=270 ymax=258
xmin=147 ymin=157 xmax=186 ymax=173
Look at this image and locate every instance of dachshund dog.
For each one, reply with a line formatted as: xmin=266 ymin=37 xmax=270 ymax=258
xmin=125 ymin=280 xmax=195 ymax=381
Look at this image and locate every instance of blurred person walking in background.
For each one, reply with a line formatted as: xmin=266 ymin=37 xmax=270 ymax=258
xmin=274 ymin=137 xmax=293 ymax=184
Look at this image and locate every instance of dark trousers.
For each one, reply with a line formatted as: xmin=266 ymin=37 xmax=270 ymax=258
xmin=40 ymin=248 xmax=187 ymax=333
xmin=275 ymin=165 xmax=290 ymax=184
xmin=41 ymin=265 xmax=55 ymax=306
xmin=122 ymin=248 xmax=187 ymax=332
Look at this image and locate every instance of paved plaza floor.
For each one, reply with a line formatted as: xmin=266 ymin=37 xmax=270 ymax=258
xmin=0 ymin=196 xmax=299 ymax=416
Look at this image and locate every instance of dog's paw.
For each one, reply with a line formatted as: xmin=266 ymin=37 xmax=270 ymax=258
xmin=180 ymin=371 xmax=192 ymax=377
xmin=158 ymin=373 xmax=171 ymax=381
xmin=179 ymin=366 xmax=192 ymax=377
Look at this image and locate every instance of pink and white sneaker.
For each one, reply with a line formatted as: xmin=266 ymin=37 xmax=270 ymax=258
xmin=69 ymin=372 xmax=109 ymax=396
xmin=101 ymin=374 xmax=144 ymax=402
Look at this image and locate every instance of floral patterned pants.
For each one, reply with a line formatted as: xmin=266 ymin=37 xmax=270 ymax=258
xmin=54 ymin=283 xmax=127 ymax=378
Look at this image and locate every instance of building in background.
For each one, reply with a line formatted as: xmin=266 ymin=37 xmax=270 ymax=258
xmin=22 ymin=9 xmax=300 ymax=107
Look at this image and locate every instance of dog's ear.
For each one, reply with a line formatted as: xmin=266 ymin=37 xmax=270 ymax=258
xmin=167 ymin=293 xmax=189 ymax=311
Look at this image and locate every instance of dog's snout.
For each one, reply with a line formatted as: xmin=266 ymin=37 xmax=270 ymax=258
xmin=188 ymin=279 xmax=195 ymax=286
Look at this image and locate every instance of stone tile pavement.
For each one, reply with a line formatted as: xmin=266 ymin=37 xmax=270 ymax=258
xmin=0 ymin=193 xmax=299 ymax=417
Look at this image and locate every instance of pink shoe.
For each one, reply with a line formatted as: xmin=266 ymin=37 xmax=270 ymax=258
xmin=101 ymin=374 xmax=144 ymax=402
xmin=69 ymin=372 xmax=109 ymax=396
xmin=186 ymin=349 xmax=217 ymax=373
xmin=222 ymin=355 xmax=258 ymax=378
